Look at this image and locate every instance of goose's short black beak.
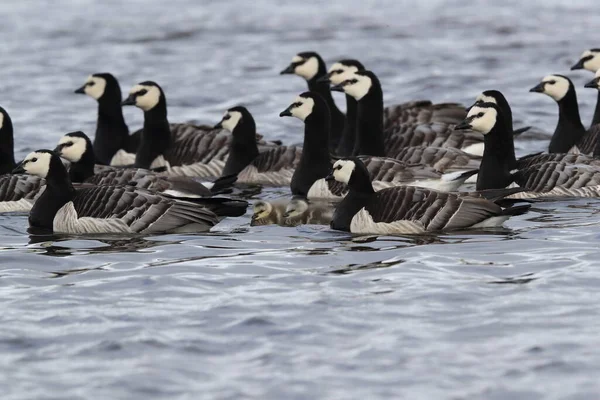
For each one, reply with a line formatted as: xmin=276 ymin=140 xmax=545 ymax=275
xmin=571 ymin=59 xmax=585 ymax=70
xmin=74 ymin=85 xmax=86 ymax=94
xmin=280 ymin=64 xmax=295 ymax=75
xmin=317 ymin=74 xmax=331 ymax=84
xmin=330 ymin=83 xmax=345 ymax=93
xmin=214 ymin=121 xmax=223 ymax=129
xmin=279 ymin=107 xmax=292 ymax=117
xmin=529 ymin=82 xmax=545 ymax=93
xmin=584 ymin=79 xmax=598 ymax=89
xmin=454 ymin=120 xmax=472 ymax=131
xmin=12 ymin=163 xmax=26 ymax=175
xmin=325 ymin=172 xmax=335 ymax=181
xmin=121 ymin=95 xmax=136 ymax=106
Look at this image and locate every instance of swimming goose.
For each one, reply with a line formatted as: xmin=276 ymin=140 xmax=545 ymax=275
xmin=529 ymin=74 xmax=600 ymax=155
xmin=571 ymin=49 xmax=600 ymax=126
xmin=122 ymin=81 xmax=232 ymax=177
xmin=12 ymin=150 xmax=227 ymax=234
xmin=214 ymin=106 xmax=301 ymax=186
xmin=327 ymin=158 xmax=529 ymax=234
xmin=54 ymin=131 xmax=242 ymax=201
xmin=280 ymin=92 xmax=476 ymax=199
xmin=280 ymin=52 xmax=345 ymax=153
xmin=74 ymin=73 xmax=139 ymax=165
xmin=282 ymin=196 xmax=335 ymax=226
xmin=456 ymin=101 xmax=600 ymax=198
xmin=331 ymin=70 xmax=484 ymax=156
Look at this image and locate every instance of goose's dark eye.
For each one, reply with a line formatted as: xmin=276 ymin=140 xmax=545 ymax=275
xmin=88 ymin=81 xmax=95 ymax=87
xmin=65 ymin=141 xmax=73 ymax=147
xmin=223 ymin=114 xmax=231 ymax=120
xmin=350 ymin=79 xmax=358 ymax=84
xmin=31 ymin=157 xmax=38 ymax=162
xmin=548 ymin=81 xmax=556 ymax=85
xmin=335 ymin=165 xmax=342 ymax=170
xmin=293 ymin=102 xmax=302 ymax=107
xmin=138 ymin=89 xmax=148 ymax=96
xmin=477 ymin=112 xmax=484 ymax=118
xmin=334 ymin=69 xmax=343 ymax=74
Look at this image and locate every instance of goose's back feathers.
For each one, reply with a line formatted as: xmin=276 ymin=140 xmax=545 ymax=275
xmin=516 ymin=153 xmax=600 ymax=169
xmin=237 ymin=146 xmax=302 ymax=186
xmin=0 ymin=174 xmax=45 ymax=212
xmin=513 ymin=162 xmax=600 ymax=195
xmin=387 ymin=146 xmax=481 ymax=172
xmin=383 ymin=101 xmax=466 ymax=130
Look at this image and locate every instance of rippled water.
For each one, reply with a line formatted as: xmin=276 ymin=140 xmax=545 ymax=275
xmin=1 ymin=1 xmax=600 ymax=398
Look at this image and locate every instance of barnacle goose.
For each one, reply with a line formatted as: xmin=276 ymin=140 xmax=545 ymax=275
xmin=331 ymin=70 xmax=484 ymax=156
xmin=280 ymin=52 xmax=346 ymax=153
xmin=327 ymin=158 xmax=529 ymax=234
xmin=74 ymin=73 xmax=139 ymax=165
xmin=572 ymin=49 xmax=600 ymax=126
xmin=12 ymin=150 xmax=232 ymax=234
xmin=529 ymin=75 xmax=600 ymax=155
xmin=54 ymin=131 xmax=242 ymax=202
xmin=214 ymin=106 xmax=301 ymax=186
xmin=121 ymin=81 xmax=241 ymax=177
xmin=456 ymin=101 xmax=600 ymax=198
xmin=280 ymin=92 xmax=476 ymax=199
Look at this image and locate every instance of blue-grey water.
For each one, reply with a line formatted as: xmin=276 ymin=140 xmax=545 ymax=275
xmin=1 ymin=1 xmax=600 ymax=399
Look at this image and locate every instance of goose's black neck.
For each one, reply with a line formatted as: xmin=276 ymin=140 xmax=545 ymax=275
xmin=29 ymin=156 xmax=76 ymax=232
xmin=222 ymin=114 xmax=259 ymax=177
xmin=307 ymin=74 xmax=345 ymax=153
xmin=94 ymin=92 xmax=130 ymax=165
xmin=476 ymin=116 xmax=516 ymax=191
xmin=353 ymin=83 xmax=385 ymax=157
xmin=330 ymin=190 xmax=372 ymax=232
xmin=335 ymin=95 xmax=357 ymax=157
xmin=69 ymin=147 xmax=96 ymax=183
xmin=549 ymin=89 xmax=586 ymax=153
xmin=290 ymin=101 xmax=332 ymax=196
xmin=135 ymin=103 xmax=171 ymax=169
xmin=592 ymin=91 xmax=600 ymax=127
xmin=0 ymin=111 xmax=16 ymax=175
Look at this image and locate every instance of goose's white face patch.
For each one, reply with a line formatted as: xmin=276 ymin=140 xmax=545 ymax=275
xmin=289 ymin=96 xmax=315 ymax=121
xmin=332 ymin=160 xmax=356 ymax=184
xmin=57 ymin=135 xmax=87 ymax=162
xmin=83 ymin=75 xmax=107 ymax=100
xmin=341 ymin=74 xmax=372 ymax=101
xmin=466 ymin=106 xmax=498 ymax=135
xmin=328 ymin=63 xmax=360 ymax=85
xmin=540 ymin=75 xmax=570 ymax=101
xmin=475 ymin=93 xmax=497 ymax=105
xmin=293 ymin=56 xmax=319 ymax=80
xmin=22 ymin=151 xmax=52 ymax=178
xmin=253 ymin=201 xmax=273 ymax=220
xmin=220 ymin=111 xmax=242 ymax=133
xmin=0 ymin=112 xmax=4 ymax=130
xmin=579 ymin=50 xmax=600 ymax=72
xmin=285 ymin=198 xmax=308 ymax=218
xmin=130 ymin=84 xmax=161 ymax=111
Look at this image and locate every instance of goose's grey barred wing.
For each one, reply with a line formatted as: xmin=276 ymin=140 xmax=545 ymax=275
xmin=514 ymin=162 xmax=600 ymax=193
xmin=237 ymin=146 xmax=302 ymax=186
xmin=166 ymin=125 xmax=231 ymax=166
xmin=63 ymin=185 xmax=218 ymax=234
xmin=361 ymin=156 xmax=440 ymax=182
xmin=362 ymin=186 xmax=504 ymax=232
xmin=384 ymin=123 xmax=484 ymax=155
xmin=383 ymin=101 xmax=466 ymax=130
xmin=388 ymin=146 xmax=481 ymax=172
xmin=516 ymin=153 xmax=600 ymax=169
xmin=0 ymin=174 xmax=45 ymax=211
xmin=577 ymin=124 xmax=600 ymax=155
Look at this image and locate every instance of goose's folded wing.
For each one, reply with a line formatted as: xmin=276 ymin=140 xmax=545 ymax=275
xmin=384 ymin=122 xmax=483 ymax=154
xmin=515 ymin=162 xmax=600 ymax=192
xmin=0 ymin=174 xmax=45 ymax=202
xmin=361 ymin=156 xmax=441 ymax=182
xmin=251 ymin=146 xmax=302 ymax=172
xmin=516 ymin=152 xmax=600 ymax=169
xmin=388 ymin=146 xmax=481 ymax=172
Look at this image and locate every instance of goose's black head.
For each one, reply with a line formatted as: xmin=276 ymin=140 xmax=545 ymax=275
xmin=214 ymin=106 xmax=254 ymax=135
xmin=12 ymin=149 xmax=63 ymax=179
xmin=529 ymin=74 xmax=573 ymax=103
xmin=571 ymin=49 xmax=600 ymax=72
xmin=54 ymin=131 xmax=93 ymax=163
xmin=122 ymin=81 xmax=165 ymax=112
xmin=279 ymin=91 xmax=327 ymax=122
xmin=280 ymin=51 xmax=326 ymax=81
xmin=330 ymin=70 xmax=380 ymax=101
xmin=468 ymin=90 xmax=507 ymax=111
xmin=584 ymin=70 xmax=600 ymax=90
xmin=319 ymin=59 xmax=366 ymax=85
xmin=74 ymin=73 xmax=121 ymax=102
xmin=455 ymin=102 xmax=504 ymax=135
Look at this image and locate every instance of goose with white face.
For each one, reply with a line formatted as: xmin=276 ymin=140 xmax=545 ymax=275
xmin=328 ymin=159 xmax=356 ymax=184
xmin=456 ymin=105 xmax=498 ymax=135
xmin=529 ymin=75 xmax=570 ymax=102
xmin=280 ymin=54 xmax=319 ymax=81
xmin=571 ymin=49 xmax=600 ymax=72
xmin=74 ymin=75 xmax=107 ymax=100
xmin=55 ymin=135 xmax=88 ymax=163
xmin=279 ymin=96 xmax=315 ymax=121
xmin=216 ymin=111 xmax=242 ymax=132
xmin=326 ymin=63 xmax=360 ymax=85
xmin=330 ymin=73 xmax=372 ymax=101
xmin=122 ymin=84 xmax=161 ymax=111
xmin=16 ymin=151 xmax=53 ymax=178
